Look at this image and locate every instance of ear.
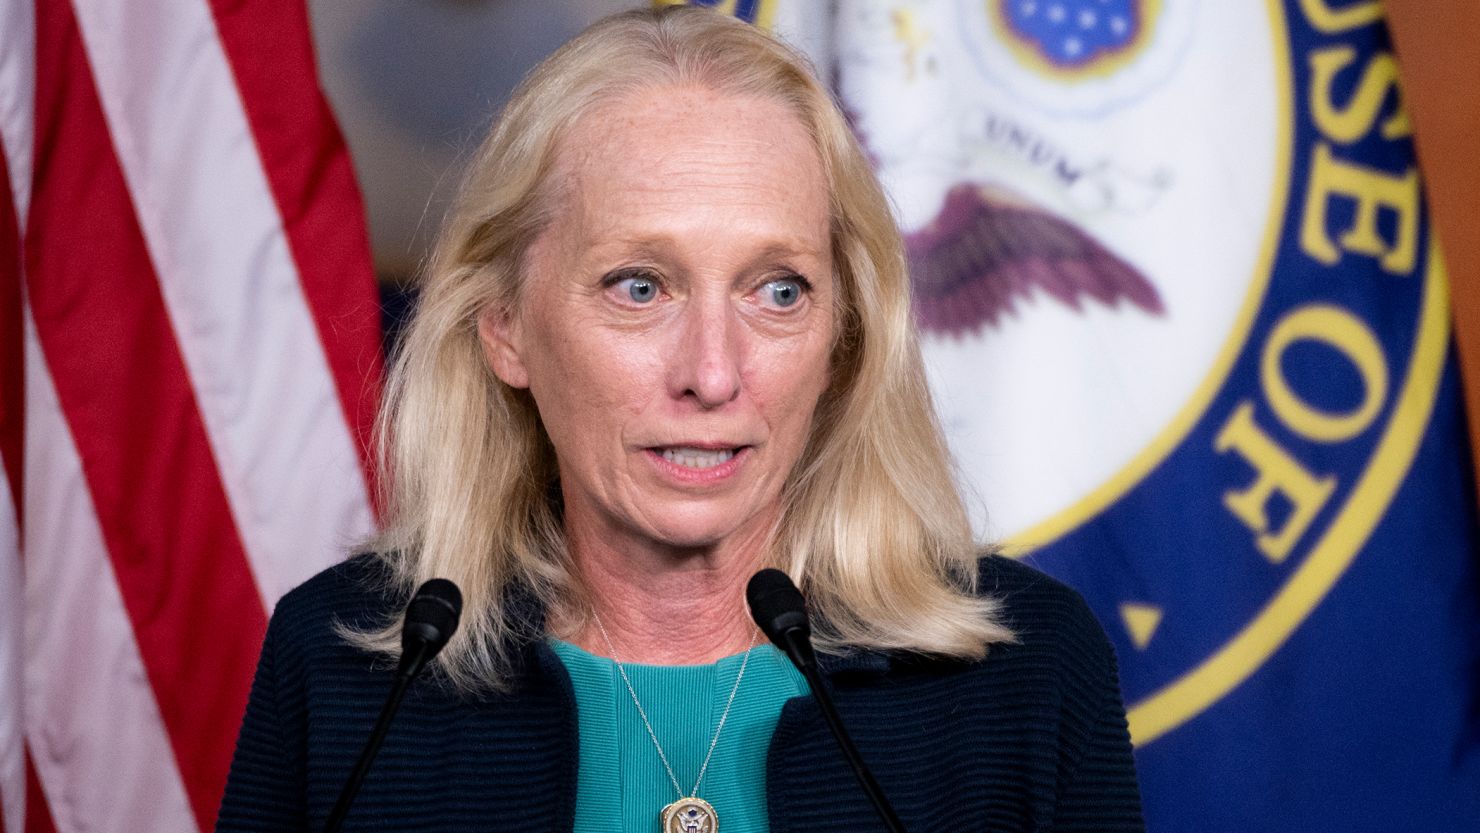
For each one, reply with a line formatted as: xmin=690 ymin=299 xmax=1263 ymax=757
xmin=477 ymin=306 xmax=530 ymax=389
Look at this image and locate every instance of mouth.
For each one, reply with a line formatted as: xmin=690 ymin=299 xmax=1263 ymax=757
xmin=642 ymin=442 xmax=754 ymax=483
xmin=654 ymin=445 xmax=747 ymax=470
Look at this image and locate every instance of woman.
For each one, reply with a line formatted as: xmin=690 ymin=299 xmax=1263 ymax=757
xmin=217 ymin=7 xmax=1143 ymax=833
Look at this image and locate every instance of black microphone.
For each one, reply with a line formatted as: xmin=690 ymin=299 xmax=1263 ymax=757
xmin=397 ymin=578 xmax=463 ymax=680
xmin=746 ymin=567 xmax=817 ymax=671
xmin=326 ymin=579 xmax=463 ymax=833
xmin=746 ymin=569 xmax=907 ymax=833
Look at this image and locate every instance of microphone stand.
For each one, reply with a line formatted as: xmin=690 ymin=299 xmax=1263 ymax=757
xmin=325 ymin=579 xmax=461 ymax=833
xmin=323 ymin=653 xmax=424 ymax=833
xmin=751 ymin=570 xmax=907 ymax=833
xmin=782 ymin=633 xmax=908 ymax=833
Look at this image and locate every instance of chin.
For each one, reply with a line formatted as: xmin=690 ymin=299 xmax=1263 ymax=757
xmin=646 ymin=524 xmax=740 ymax=552
xmin=640 ymin=502 xmax=760 ymax=553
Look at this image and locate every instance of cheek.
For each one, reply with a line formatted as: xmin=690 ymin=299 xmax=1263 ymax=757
xmin=755 ymin=332 xmax=834 ymax=436
xmin=523 ymin=323 xmax=656 ymax=449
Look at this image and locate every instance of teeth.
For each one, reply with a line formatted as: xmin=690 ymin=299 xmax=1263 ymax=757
xmin=661 ymin=447 xmax=736 ymax=469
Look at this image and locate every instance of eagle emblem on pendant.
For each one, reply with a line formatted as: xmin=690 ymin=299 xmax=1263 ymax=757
xmin=662 ymin=797 xmax=717 ymax=833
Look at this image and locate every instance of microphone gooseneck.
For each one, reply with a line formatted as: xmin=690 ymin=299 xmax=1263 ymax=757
xmin=326 ymin=578 xmax=464 ymax=833
xmin=746 ymin=569 xmax=907 ymax=833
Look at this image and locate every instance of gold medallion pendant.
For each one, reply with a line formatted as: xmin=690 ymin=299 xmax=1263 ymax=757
xmin=661 ymin=797 xmax=717 ymax=833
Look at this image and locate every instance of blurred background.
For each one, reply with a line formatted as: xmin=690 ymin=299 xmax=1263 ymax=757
xmin=4 ymin=1 xmax=1478 ymax=832
xmin=308 ymin=0 xmax=634 ymax=285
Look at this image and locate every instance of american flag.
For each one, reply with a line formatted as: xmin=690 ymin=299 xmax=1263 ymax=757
xmin=0 ymin=1 xmax=383 ymax=831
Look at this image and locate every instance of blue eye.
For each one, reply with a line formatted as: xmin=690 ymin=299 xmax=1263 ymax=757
xmin=615 ymin=276 xmax=659 ymax=304
xmin=762 ymin=277 xmax=806 ymax=308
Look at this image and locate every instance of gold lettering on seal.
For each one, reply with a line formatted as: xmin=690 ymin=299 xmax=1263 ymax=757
xmin=1262 ymin=305 xmax=1389 ymax=443
xmin=1215 ymin=402 xmax=1337 ymax=563
xmin=1299 ymin=143 xmax=1419 ymax=275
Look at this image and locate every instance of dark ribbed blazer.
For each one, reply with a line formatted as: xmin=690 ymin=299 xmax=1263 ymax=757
xmin=215 ymin=554 xmax=1144 ymax=832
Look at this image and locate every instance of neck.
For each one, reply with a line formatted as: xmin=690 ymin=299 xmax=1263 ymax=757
xmin=560 ymin=514 xmax=771 ymax=665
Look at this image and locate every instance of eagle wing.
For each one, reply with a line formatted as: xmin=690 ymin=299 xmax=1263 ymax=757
xmin=904 ymin=183 xmax=1164 ymax=335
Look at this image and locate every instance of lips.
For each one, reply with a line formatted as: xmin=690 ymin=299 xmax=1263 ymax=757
xmin=642 ymin=441 xmax=753 ymax=484
xmin=657 ymin=445 xmax=742 ymax=470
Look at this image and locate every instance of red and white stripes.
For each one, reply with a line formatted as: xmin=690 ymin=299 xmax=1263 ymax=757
xmin=1 ymin=125 xmax=29 ymax=833
xmin=0 ymin=1 xmax=382 ymax=831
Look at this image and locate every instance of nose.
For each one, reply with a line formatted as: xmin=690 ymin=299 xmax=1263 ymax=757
xmin=669 ymin=293 xmax=742 ymax=409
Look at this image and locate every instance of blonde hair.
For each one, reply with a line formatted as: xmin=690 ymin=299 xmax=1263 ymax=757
xmin=353 ymin=6 xmax=1013 ymax=691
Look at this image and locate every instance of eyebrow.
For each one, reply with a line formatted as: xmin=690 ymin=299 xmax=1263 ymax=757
xmin=598 ymin=236 xmax=827 ymax=266
xmin=748 ymin=241 xmax=828 ymax=262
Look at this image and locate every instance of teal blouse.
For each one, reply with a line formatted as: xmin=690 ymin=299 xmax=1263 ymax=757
xmin=551 ymin=640 xmax=809 ymax=833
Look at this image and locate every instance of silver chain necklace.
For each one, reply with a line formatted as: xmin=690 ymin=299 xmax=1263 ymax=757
xmin=592 ymin=612 xmax=757 ymax=833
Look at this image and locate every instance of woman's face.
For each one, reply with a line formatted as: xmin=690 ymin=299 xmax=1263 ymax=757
xmin=480 ymin=84 xmax=835 ymax=556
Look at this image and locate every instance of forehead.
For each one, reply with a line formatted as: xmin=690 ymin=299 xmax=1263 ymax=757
xmin=547 ymin=84 xmax=830 ymax=250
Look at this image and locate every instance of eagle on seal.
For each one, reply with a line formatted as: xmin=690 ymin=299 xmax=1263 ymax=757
xmin=904 ymin=182 xmax=1165 ymax=335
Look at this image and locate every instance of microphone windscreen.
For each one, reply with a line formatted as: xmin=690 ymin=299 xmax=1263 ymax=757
xmin=746 ymin=568 xmax=810 ymax=646
xmin=402 ymin=578 xmax=463 ymax=655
